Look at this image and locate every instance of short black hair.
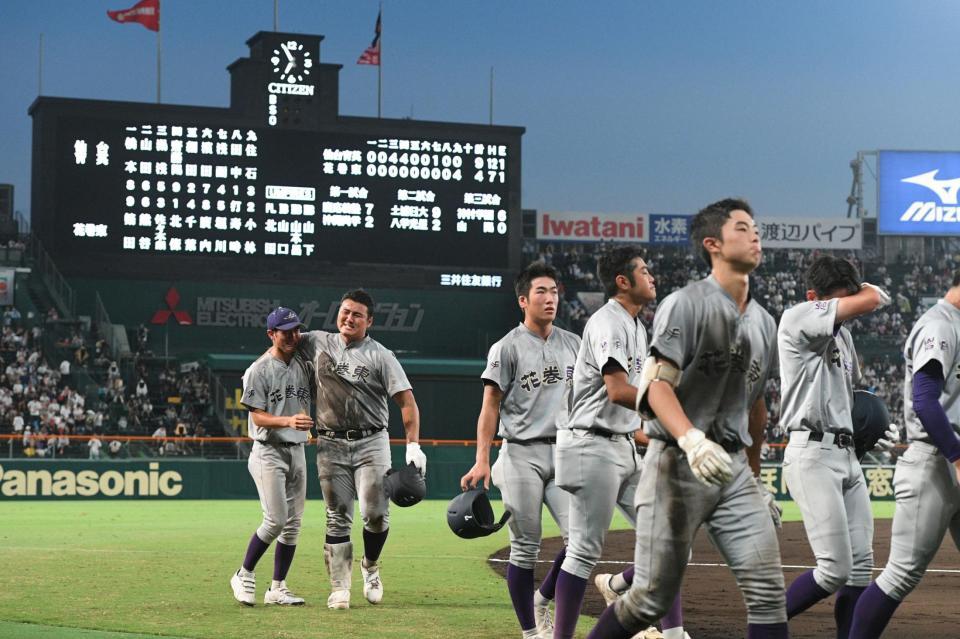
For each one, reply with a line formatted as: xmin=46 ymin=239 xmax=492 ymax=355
xmin=690 ymin=198 xmax=754 ymax=266
xmin=953 ymin=270 xmax=960 ymax=288
xmin=804 ymin=256 xmax=861 ymax=298
xmin=341 ymin=289 xmax=375 ymax=319
xmin=598 ymin=246 xmax=646 ymax=299
xmin=515 ymin=262 xmax=559 ymax=299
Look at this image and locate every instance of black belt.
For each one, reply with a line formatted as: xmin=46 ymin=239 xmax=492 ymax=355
xmin=650 ymin=436 xmax=744 ymax=454
xmin=257 ymin=440 xmax=303 ymax=447
xmin=803 ymin=431 xmax=854 ymax=449
xmin=575 ymin=428 xmax=632 ymax=441
xmin=505 ymin=436 xmax=557 ymax=445
xmin=318 ymin=427 xmax=385 ymax=441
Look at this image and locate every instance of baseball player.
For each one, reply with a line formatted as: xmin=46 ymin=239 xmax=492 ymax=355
xmin=587 ymin=199 xmax=786 ymax=639
xmin=230 ymin=306 xmax=313 ymax=607
xmin=552 ymin=246 xmax=689 ymax=639
xmin=298 ymin=289 xmax=426 ymax=610
xmin=777 ymin=256 xmax=895 ymax=637
xmin=459 ymin=262 xmax=581 ymax=639
xmin=848 ymin=271 xmax=960 ymax=638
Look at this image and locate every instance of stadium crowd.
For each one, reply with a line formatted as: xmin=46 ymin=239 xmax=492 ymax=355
xmin=525 ymin=240 xmax=960 ymax=457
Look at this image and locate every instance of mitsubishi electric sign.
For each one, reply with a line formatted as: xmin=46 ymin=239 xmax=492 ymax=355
xmin=879 ymin=151 xmax=960 ymax=236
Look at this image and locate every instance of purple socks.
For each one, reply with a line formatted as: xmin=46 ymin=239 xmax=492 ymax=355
xmin=786 ymin=570 xmax=831 ymax=618
xmin=242 ymin=532 xmax=270 ymax=572
xmin=746 ymin=622 xmax=789 ymax=638
xmin=273 ymin=541 xmax=296 ymax=581
xmin=834 ymin=585 xmax=866 ymax=638
xmin=585 ymin=604 xmax=632 ymax=639
xmin=507 ymin=564 xmax=537 ymax=631
xmin=553 ymin=569 xmax=588 ymax=639
xmin=660 ymin=592 xmax=683 ymax=630
xmin=363 ymin=528 xmax=389 ymax=563
xmin=848 ymin=583 xmax=901 ymax=639
xmin=539 ymin=546 xmax=567 ymax=600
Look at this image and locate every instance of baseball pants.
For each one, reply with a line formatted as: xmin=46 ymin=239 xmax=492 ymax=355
xmin=876 ymin=441 xmax=960 ymax=601
xmin=783 ymin=431 xmax=874 ymax=591
xmin=616 ymin=439 xmax=786 ymax=630
xmin=317 ymin=429 xmax=391 ymax=537
xmin=492 ymin=440 xmax=571 ymax=569
xmin=555 ymin=428 xmax=642 ymax=579
xmin=248 ymin=441 xmax=307 ymax=545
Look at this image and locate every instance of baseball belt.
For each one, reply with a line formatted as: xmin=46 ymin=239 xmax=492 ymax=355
xmin=803 ymin=431 xmax=854 ymax=449
xmin=317 ymin=426 xmax=385 ymax=441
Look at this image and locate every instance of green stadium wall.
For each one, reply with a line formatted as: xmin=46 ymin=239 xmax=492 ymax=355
xmin=0 ymin=456 xmax=898 ymax=501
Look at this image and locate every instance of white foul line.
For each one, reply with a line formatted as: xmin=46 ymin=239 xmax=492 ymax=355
xmin=487 ymin=557 xmax=960 ymax=575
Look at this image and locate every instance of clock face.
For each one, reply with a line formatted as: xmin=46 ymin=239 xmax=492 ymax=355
xmin=270 ymin=40 xmax=313 ymax=84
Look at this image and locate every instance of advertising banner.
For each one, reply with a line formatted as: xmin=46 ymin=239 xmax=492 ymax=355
xmin=648 ymin=214 xmax=690 ymax=245
xmin=759 ymin=217 xmax=862 ymax=249
xmin=537 ymin=211 xmax=647 ymax=243
xmin=879 ymin=150 xmax=960 ymax=236
xmin=0 ymin=269 xmax=14 ymax=306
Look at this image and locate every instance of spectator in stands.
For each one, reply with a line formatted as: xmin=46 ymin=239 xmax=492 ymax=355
xmin=3 ymin=306 xmax=21 ymax=327
xmin=88 ymin=434 xmax=102 ymax=459
xmin=74 ymin=344 xmax=89 ymax=367
xmin=135 ymin=378 xmax=148 ymax=399
xmin=59 ymin=358 xmax=71 ymax=386
xmin=152 ymin=424 xmax=168 ymax=456
xmin=108 ymin=439 xmax=122 ymax=458
xmin=137 ymin=324 xmax=149 ymax=353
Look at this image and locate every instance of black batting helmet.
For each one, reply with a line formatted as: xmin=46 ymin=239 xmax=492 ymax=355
xmin=446 ymin=488 xmax=511 ymax=539
xmin=852 ymin=390 xmax=892 ymax=460
xmin=383 ymin=462 xmax=426 ymax=507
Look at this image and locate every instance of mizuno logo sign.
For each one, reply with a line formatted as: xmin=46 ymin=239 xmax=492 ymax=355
xmin=901 ymin=170 xmax=960 ymax=204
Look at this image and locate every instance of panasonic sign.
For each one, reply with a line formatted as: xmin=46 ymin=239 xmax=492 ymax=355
xmin=878 ymin=151 xmax=960 ymax=235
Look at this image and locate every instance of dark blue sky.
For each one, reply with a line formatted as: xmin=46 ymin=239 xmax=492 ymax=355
xmin=3 ymin=1 xmax=959 ymax=221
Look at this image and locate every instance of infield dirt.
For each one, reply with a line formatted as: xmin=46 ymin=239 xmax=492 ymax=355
xmin=491 ymin=519 xmax=960 ymax=638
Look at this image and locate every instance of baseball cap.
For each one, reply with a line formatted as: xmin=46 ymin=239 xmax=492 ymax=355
xmin=266 ymin=307 xmax=304 ymax=331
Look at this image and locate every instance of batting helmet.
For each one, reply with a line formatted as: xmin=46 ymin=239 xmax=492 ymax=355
xmin=446 ymin=488 xmax=511 ymax=539
xmin=852 ymin=390 xmax=892 ymax=460
xmin=383 ymin=462 xmax=426 ymax=507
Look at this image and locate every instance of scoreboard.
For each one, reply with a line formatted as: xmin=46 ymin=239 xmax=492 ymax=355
xmin=30 ymin=32 xmax=523 ymax=288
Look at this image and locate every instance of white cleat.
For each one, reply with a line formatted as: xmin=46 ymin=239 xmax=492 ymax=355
xmin=327 ymin=588 xmax=351 ymax=609
xmin=230 ymin=568 xmax=256 ymax=606
xmin=594 ymin=573 xmax=619 ymax=606
xmin=634 ymin=627 xmax=664 ymax=639
xmin=361 ymin=558 xmax=383 ymax=604
xmin=534 ymin=598 xmax=553 ymax=637
xmin=263 ymin=580 xmax=305 ymax=606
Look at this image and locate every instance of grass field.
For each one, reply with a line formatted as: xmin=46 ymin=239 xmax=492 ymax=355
xmin=0 ymin=499 xmax=896 ymax=639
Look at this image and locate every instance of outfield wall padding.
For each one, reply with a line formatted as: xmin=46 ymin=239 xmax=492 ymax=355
xmin=0 ymin=452 xmax=897 ymax=501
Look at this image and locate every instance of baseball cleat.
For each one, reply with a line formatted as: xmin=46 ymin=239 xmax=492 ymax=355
xmin=361 ymin=558 xmax=383 ymax=604
xmin=533 ymin=597 xmax=553 ymax=637
xmin=594 ymin=573 xmax=619 ymax=606
xmin=634 ymin=627 xmax=664 ymax=639
xmin=263 ymin=580 xmax=305 ymax=606
xmin=327 ymin=588 xmax=351 ymax=609
xmin=230 ymin=568 xmax=256 ymax=606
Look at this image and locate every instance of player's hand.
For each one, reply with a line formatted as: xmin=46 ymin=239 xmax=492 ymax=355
xmin=756 ymin=476 xmax=782 ymax=529
xmin=460 ymin=461 xmax=492 ymax=491
xmin=862 ymin=282 xmax=891 ymax=308
xmin=873 ymin=424 xmax=900 ymax=452
xmin=678 ymin=429 xmax=733 ymax=487
xmin=406 ymin=441 xmax=427 ymax=477
xmin=289 ymin=413 xmax=314 ymax=431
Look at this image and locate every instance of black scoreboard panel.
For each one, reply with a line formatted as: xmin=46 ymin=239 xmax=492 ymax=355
xmin=32 ymin=101 xmax=522 ymax=287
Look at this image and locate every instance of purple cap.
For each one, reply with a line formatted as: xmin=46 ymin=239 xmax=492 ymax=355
xmin=266 ymin=307 xmax=303 ymax=331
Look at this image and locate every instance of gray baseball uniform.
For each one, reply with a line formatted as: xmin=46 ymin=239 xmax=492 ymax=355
xmin=241 ymin=352 xmax=311 ymax=545
xmin=485 ymin=323 xmax=580 ymax=569
xmin=556 ymin=298 xmax=646 ymax=579
xmin=875 ymin=299 xmax=960 ymax=601
xmin=779 ymin=298 xmax=873 ymax=594
xmin=298 ymin=330 xmax=411 ymax=537
xmin=617 ymin=275 xmax=785 ymax=630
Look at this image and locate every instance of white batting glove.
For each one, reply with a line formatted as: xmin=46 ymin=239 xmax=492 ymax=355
xmin=406 ymin=442 xmax=427 ymax=477
xmin=756 ymin=476 xmax=782 ymax=529
xmin=677 ymin=429 xmax=733 ymax=487
xmin=861 ymin=282 xmax=891 ymax=307
xmin=873 ymin=424 xmax=901 ymax=453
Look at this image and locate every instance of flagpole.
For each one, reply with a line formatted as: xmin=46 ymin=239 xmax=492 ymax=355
xmin=377 ymin=2 xmax=382 ymax=119
xmin=274 ymin=0 xmax=279 ymax=31
xmin=38 ymin=34 xmax=44 ymax=95
xmin=156 ymin=20 xmax=161 ymax=103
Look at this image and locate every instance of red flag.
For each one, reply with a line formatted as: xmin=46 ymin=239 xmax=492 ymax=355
xmin=357 ymin=11 xmax=381 ymax=66
xmin=107 ymin=0 xmax=160 ymax=32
